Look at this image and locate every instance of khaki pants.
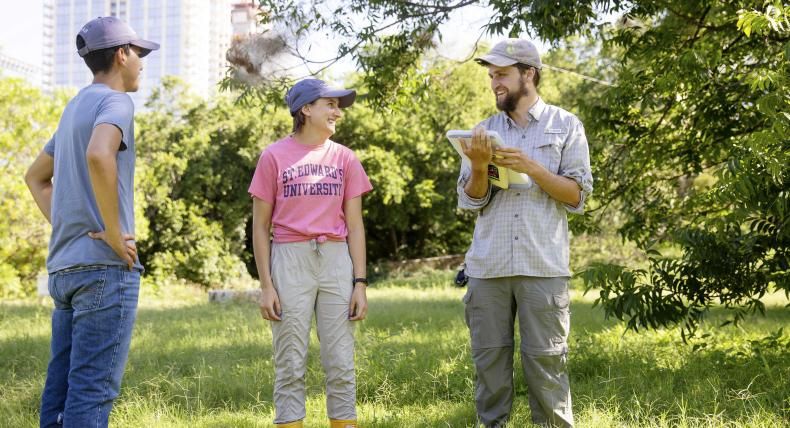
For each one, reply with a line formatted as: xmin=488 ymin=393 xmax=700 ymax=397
xmin=270 ymin=240 xmax=356 ymax=423
xmin=463 ymin=276 xmax=573 ymax=428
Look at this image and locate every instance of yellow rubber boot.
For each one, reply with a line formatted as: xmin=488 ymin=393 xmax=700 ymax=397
xmin=330 ymin=419 xmax=357 ymax=428
xmin=275 ymin=421 xmax=303 ymax=428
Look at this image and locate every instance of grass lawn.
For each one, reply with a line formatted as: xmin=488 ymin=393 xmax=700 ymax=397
xmin=1 ymin=270 xmax=788 ymax=427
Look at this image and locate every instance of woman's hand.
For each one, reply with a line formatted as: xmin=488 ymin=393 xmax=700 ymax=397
xmin=348 ymin=284 xmax=368 ymax=321
xmin=259 ymin=286 xmax=282 ymax=321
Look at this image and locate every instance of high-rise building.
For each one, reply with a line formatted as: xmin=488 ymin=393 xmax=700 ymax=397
xmin=0 ymin=1 xmax=47 ymax=89
xmin=0 ymin=51 xmax=43 ymax=86
xmin=42 ymin=0 xmax=55 ymax=91
xmin=231 ymin=2 xmax=259 ymax=36
xmin=49 ymin=0 xmax=236 ymax=107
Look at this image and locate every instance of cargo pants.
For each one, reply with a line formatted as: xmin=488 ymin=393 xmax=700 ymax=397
xmin=463 ymin=276 xmax=573 ymax=427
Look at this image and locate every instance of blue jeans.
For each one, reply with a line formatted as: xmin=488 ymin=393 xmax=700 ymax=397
xmin=40 ymin=265 xmax=140 ymax=428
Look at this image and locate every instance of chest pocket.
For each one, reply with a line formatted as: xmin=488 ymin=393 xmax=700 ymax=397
xmin=532 ymin=137 xmax=563 ymax=173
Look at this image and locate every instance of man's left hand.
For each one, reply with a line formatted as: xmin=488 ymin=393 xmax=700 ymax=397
xmin=492 ymin=147 xmax=542 ymax=176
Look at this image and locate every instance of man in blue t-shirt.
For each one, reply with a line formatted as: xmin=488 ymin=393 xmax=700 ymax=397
xmin=24 ymin=16 xmax=158 ymax=428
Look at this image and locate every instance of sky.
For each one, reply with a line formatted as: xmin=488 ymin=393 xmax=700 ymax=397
xmin=0 ymin=0 xmax=44 ymax=66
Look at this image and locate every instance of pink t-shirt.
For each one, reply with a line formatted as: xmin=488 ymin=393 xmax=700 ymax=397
xmin=248 ymin=136 xmax=373 ymax=243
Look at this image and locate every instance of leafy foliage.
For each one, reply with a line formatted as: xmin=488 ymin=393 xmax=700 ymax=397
xmin=251 ymin=0 xmax=477 ymax=109
xmin=0 ymin=78 xmax=67 ymax=297
xmin=235 ymin=0 xmax=790 ymax=338
xmin=0 ymin=63 xmax=509 ymax=293
xmin=577 ymin=1 xmax=790 ymax=338
xmin=134 ymin=66 xmax=495 ymax=284
xmin=134 ymin=78 xmax=292 ymax=287
xmin=335 ymin=60 xmax=495 ymax=259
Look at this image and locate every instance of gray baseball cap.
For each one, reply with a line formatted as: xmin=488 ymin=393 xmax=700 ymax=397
xmin=475 ymin=38 xmax=543 ymax=70
xmin=77 ymin=16 xmax=160 ymax=58
xmin=285 ymin=78 xmax=356 ymax=116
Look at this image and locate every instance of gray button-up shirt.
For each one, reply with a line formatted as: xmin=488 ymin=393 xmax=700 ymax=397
xmin=457 ymin=98 xmax=593 ymax=278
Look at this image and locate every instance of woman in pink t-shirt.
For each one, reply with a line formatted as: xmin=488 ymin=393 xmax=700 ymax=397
xmin=248 ymin=79 xmax=373 ymax=428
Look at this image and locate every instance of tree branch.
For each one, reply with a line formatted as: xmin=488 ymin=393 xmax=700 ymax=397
xmin=660 ymin=1 xmax=732 ymax=31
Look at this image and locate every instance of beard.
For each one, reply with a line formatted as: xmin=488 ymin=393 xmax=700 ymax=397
xmin=495 ymin=76 xmax=528 ymax=112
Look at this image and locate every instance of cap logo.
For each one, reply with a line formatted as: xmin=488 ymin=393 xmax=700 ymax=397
xmin=506 ymin=41 xmax=516 ymax=55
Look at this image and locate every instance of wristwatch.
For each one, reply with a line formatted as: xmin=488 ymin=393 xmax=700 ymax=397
xmin=353 ymin=277 xmax=368 ymax=286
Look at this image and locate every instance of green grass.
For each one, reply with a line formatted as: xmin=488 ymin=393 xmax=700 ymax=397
xmin=1 ymin=270 xmax=788 ymax=427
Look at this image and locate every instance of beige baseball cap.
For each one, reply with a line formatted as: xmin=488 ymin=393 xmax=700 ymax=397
xmin=475 ymin=38 xmax=543 ymax=70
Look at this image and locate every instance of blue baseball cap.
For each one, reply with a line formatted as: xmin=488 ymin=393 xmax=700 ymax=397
xmin=285 ymin=79 xmax=356 ymax=116
xmin=77 ymin=16 xmax=160 ymax=58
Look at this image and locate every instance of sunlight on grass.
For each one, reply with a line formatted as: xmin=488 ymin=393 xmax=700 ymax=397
xmin=1 ymin=270 xmax=787 ymax=427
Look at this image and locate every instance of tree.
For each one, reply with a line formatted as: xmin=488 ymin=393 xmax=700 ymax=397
xmin=136 ymin=65 xmax=496 ymax=282
xmin=135 ymin=77 xmax=293 ymax=286
xmin=335 ymin=59 xmax=496 ymax=260
xmin=576 ymin=1 xmax=789 ymax=339
xmin=0 ymin=78 xmax=67 ymax=297
xmin=233 ymin=0 xmax=789 ymax=337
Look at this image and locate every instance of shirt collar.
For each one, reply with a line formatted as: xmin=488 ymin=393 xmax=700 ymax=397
xmin=529 ymin=97 xmax=547 ymax=122
xmin=503 ymin=97 xmax=547 ymax=129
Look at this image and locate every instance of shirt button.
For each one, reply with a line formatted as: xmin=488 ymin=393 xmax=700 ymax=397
xmin=516 ymin=193 xmax=521 ymax=196
xmin=521 ymin=135 xmax=526 ymax=138
xmin=514 ymin=236 xmax=519 ymax=240
xmin=515 ymin=214 xmax=519 ymax=218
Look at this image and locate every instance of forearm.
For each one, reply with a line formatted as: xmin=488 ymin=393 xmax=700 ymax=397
xmin=463 ymin=164 xmax=490 ymax=199
xmin=252 ymin=221 xmax=274 ymax=289
xmin=343 ymin=196 xmax=367 ymax=279
xmin=346 ymin=213 xmax=369 ymax=320
xmin=87 ymin=153 xmax=123 ymax=237
xmin=530 ymin=166 xmax=582 ymax=206
xmin=346 ymin=223 xmax=367 ymax=278
xmin=27 ymin=181 xmax=53 ymax=223
xmin=25 ymin=151 xmax=55 ymax=223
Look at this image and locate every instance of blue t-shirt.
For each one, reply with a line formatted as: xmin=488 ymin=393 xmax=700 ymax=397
xmin=44 ymin=83 xmax=143 ymax=272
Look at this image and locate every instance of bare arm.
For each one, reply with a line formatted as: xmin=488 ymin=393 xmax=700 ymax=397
xmin=252 ymin=197 xmax=281 ymax=321
xmin=344 ymin=195 xmax=368 ymax=321
xmin=494 ymin=147 xmax=582 ymax=207
xmin=531 ymin=168 xmax=581 ymax=207
xmin=25 ymin=151 xmax=55 ymax=223
xmin=86 ymin=123 xmax=135 ymax=268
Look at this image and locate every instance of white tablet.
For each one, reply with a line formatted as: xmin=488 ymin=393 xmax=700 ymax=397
xmin=446 ymin=129 xmax=532 ymax=189
xmin=446 ymin=129 xmax=505 ymax=148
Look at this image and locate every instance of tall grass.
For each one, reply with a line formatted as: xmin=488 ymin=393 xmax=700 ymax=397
xmin=1 ymin=270 xmax=787 ymax=427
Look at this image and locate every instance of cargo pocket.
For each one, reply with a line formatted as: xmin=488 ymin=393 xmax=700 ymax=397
xmin=462 ymin=288 xmax=473 ymax=329
xmin=553 ymin=293 xmax=569 ymax=309
xmin=550 ymin=292 xmax=571 ymax=349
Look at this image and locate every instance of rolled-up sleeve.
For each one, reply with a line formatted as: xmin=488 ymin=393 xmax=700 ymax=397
xmin=559 ymin=118 xmax=593 ymax=215
xmin=457 ymin=164 xmax=491 ymax=211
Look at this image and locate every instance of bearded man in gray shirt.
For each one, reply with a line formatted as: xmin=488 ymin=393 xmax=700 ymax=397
xmin=457 ymin=39 xmax=593 ymax=428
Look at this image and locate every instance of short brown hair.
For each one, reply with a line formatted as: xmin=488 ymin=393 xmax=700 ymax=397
xmin=291 ymin=101 xmax=314 ymax=132
xmin=76 ymin=35 xmax=130 ymax=75
xmin=516 ymin=63 xmax=540 ymax=88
